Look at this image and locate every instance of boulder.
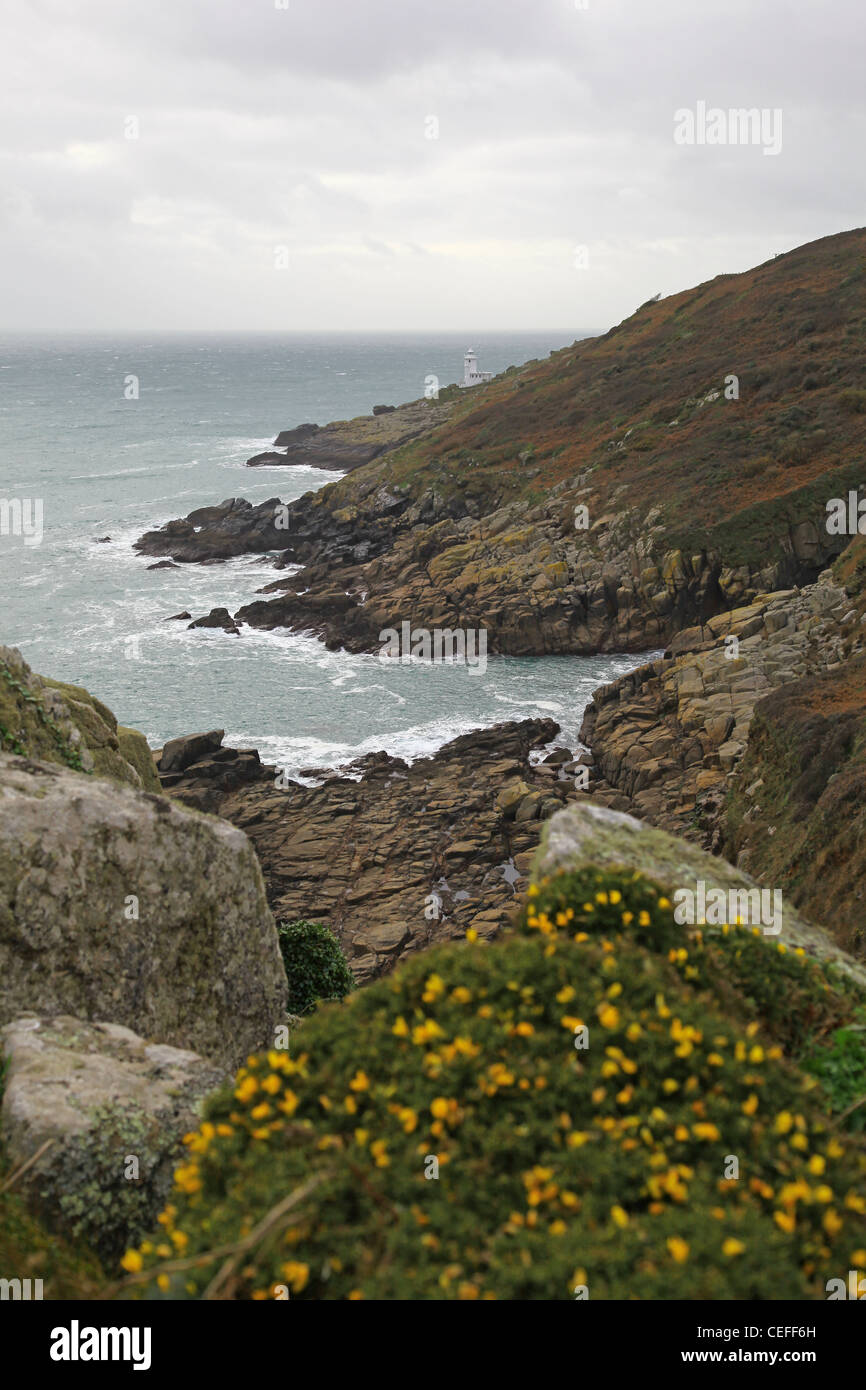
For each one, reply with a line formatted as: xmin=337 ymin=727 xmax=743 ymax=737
xmin=0 ymin=1015 xmax=228 ymax=1262
xmin=534 ymin=802 xmax=866 ymax=987
xmin=0 ymin=753 xmax=288 ymax=1067
xmin=188 ymin=607 xmax=240 ymax=635
xmin=158 ymin=729 xmax=225 ymax=775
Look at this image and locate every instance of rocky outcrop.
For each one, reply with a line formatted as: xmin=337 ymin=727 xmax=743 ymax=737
xmin=0 ymin=645 xmax=159 ymax=791
xmin=0 ymin=1015 xmax=227 ymax=1263
xmin=577 ymin=572 xmax=864 ymax=841
xmin=160 ymin=719 xmax=579 ymax=983
xmin=721 ymin=652 xmax=866 ymax=958
xmin=534 ymin=802 xmax=866 ymax=988
xmin=136 ymin=230 xmax=866 ymax=655
xmin=153 ymin=729 xmax=271 ymax=810
xmin=188 ymin=607 xmax=241 ymax=635
xmin=249 ymin=398 xmax=455 ymax=472
xmin=135 ymin=496 xmax=288 ymax=563
xmin=0 ymin=753 xmax=287 ymax=1067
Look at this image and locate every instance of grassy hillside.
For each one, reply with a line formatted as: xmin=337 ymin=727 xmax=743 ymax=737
xmin=231 ymin=228 xmax=866 ymax=655
xmin=318 ymin=227 xmax=866 ymax=561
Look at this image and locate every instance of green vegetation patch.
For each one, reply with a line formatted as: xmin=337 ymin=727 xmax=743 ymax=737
xmin=120 ymin=870 xmax=866 ymax=1301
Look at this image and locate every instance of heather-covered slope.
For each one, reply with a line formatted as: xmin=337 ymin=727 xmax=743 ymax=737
xmin=138 ymin=227 xmax=866 ymax=656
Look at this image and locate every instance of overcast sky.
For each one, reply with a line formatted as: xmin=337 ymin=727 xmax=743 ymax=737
xmin=1 ymin=0 xmax=863 ymax=334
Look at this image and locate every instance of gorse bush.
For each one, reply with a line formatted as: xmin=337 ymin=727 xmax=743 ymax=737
xmin=277 ymin=919 xmax=355 ymax=1017
xmin=121 ymin=871 xmax=866 ymax=1300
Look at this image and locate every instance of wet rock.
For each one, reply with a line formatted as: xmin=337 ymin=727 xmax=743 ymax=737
xmin=188 ymin=607 xmax=240 ymax=635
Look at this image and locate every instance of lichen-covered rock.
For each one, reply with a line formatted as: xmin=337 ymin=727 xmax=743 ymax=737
xmin=0 ymin=645 xmax=160 ymax=791
xmin=0 ymin=753 xmax=288 ymax=1066
xmin=534 ymin=801 xmax=866 ymax=989
xmin=0 ymin=1015 xmax=228 ymax=1263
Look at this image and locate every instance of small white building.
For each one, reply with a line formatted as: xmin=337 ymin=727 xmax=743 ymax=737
xmin=459 ymin=347 xmax=493 ymax=389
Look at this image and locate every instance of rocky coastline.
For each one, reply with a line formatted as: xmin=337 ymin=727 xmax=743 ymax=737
xmin=5 ymin=228 xmax=866 ymax=1298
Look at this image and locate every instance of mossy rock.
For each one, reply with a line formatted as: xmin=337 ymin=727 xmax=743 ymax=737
xmin=117 ymin=727 xmax=161 ymax=793
xmin=0 ymin=646 xmax=158 ymax=791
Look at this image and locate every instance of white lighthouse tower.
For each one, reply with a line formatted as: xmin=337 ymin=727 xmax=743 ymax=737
xmin=460 ymin=347 xmax=493 ymax=389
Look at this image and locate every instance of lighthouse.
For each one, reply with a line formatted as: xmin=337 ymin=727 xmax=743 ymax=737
xmin=460 ymin=347 xmax=494 ymax=389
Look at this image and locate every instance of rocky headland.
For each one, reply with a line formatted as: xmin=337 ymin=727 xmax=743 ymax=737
xmin=245 ymin=395 xmax=455 ymax=471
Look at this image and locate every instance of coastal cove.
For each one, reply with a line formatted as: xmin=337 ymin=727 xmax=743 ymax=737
xmin=0 ymin=330 xmax=628 ymax=775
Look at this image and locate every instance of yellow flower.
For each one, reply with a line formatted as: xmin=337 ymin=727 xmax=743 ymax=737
xmin=693 ymin=1123 xmax=720 ymax=1142
xmin=611 ymin=1205 xmax=629 ymax=1228
xmin=742 ymin=1093 xmax=759 ymax=1116
xmin=392 ymin=1016 xmax=409 ymax=1037
xmin=722 ymin=1239 xmax=745 ymax=1257
xmin=556 ymin=985 xmax=576 ymax=1004
xmin=349 ymin=1070 xmax=370 ymax=1092
xmin=120 ymin=1249 xmax=143 ymax=1274
xmin=598 ymin=1004 xmax=620 ymax=1030
xmin=431 ymin=1097 xmax=450 ymax=1120
xmin=281 ymin=1261 xmax=310 ymax=1293
xmin=808 ymin=1154 xmax=826 ymax=1176
xmin=667 ymin=1237 xmax=689 ymax=1263
xmin=261 ymin=1073 xmax=282 ymax=1095
xmin=157 ymin=1274 xmax=170 ymax=1292
xmin=370 ymin=1139 xmax=389 ymax=1167
xmin=451 ymin=987 xmax=472 ymax=1004
xmin=773 ymin=1210 xmax=796 ymax=1234
xmin=278 ymin=1089 xmax=299 ymax=1116
xmin=774 ymin=1111 xmax=794 ymax=1134
xmin=823 ymin=1209 xmax=843 ymax=1236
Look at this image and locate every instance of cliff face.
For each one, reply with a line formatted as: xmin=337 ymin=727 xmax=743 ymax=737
xmin=137 ymin=228 xmax=866 ymax=656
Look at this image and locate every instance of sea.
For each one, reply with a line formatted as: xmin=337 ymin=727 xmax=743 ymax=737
xmin=0 ymin=331 xmax=647 ymax=777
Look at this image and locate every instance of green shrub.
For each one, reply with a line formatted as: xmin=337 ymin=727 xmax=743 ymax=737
xmin=120 ymin=871 xmax=866 ymax=1300
xmin=277 ymin=920 xmax=355 ymax=1017
xmin=802 ymin=1022 xmax=866 ymax=1134
xmin=838 ymin=388 xmax=866 ymax=414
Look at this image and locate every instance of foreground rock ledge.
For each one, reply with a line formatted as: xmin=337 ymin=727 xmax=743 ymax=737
xmin=0 ymin=1015 xmax=228 ymax=1261
xmin=0 ymin=753 xmax=287 ymax=1068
